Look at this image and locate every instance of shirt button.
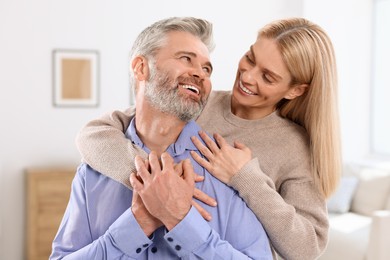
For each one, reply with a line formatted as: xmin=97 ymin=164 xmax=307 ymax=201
xmin=151 ymin=247 xmax=158 ymax=253
xmin=175 ymin=245 xmax=181 ymax=251
xmin=167 ymin=237 xmax=173 ymax=242
xmin=136 ymin=248 xmax=142 ymax=253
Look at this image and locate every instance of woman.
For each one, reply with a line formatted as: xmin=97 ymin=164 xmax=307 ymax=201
xmin=76 ymin=17 xmax=341 ymax=259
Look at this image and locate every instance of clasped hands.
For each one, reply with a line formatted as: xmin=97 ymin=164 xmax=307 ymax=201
xmin=129 ymin=151 xmax=216 ymax=236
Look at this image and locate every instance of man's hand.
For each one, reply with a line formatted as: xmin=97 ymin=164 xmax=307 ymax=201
xmin=131 ymin=152 xmax=195 ymax=230
xmin=129 ymin=181 xmax=163 ymax=237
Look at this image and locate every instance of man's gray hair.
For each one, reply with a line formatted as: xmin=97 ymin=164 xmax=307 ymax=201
xmin=130 ymin=17 xmax=215 ymax=60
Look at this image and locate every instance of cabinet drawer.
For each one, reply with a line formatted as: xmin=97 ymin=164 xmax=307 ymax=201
xmin=26 ymin=168 xmax=75 ymax=260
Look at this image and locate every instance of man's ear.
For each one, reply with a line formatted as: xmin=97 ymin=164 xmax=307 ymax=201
xmin=284 ymin=83 xmax=308 ymax=100
xmin=131 ymin=56 xmax=149 ymax=81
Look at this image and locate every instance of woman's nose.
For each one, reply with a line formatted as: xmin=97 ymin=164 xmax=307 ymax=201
xmin=241 ymin=68 xmax=257 ymax=85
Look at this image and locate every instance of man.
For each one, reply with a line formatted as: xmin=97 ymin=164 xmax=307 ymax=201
xmin=50 ymin=17 xmax=272 ymax=259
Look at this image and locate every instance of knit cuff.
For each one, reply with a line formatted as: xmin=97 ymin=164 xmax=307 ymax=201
xmin=229 ymin=158 xmax=275 ymax=192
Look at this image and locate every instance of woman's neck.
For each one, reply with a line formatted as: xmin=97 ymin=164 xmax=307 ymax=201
xmin=230 ymin=96 xmax=275 ymax=120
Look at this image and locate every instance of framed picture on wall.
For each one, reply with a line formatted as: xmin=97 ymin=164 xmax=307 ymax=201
xmin=53 ymin=49 xmax=99 ymax=107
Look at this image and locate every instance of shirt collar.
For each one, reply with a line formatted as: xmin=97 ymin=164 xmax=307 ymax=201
xmin=125 ymin=118 xmax=202 ymax=156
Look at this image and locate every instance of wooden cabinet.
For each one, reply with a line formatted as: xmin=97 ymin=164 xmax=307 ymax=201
xmin=26 ymin=168 xmax=76 ymax=260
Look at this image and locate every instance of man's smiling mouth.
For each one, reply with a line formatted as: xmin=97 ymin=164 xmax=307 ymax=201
xmin=181 ymin=84 xmax=200 ymax=95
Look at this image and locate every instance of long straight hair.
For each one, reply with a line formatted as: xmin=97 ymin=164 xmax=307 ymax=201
xmin=260 ymin=18 xmax=342 ymax=198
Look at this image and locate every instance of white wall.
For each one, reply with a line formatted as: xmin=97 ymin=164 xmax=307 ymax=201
xmin=0 ymin=0 xmax=303 ymax=259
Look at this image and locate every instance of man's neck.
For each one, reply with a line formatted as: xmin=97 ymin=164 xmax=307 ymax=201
xmin=135 ymin=102 xmax=186 ymax=157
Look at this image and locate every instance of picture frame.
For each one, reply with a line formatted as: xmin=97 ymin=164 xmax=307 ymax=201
xmin=53 ymin=49 xmax=99 ymax=107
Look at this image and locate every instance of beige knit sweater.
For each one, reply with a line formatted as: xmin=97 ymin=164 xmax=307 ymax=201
xmin=76 ymin=90 xmax=328 ymax=260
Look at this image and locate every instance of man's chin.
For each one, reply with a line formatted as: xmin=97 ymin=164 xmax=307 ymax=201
xmin=177 ymin=107 xmax=202 ymax=122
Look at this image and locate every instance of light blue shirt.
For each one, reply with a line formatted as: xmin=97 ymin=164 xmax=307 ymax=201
xmin=51 ymin=119 xmax=272 ymax=259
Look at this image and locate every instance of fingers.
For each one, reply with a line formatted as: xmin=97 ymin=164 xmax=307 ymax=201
xmin=194 ymin=187 xmax=217 ymax=207
xmin=234 ymin=140 xmax=249 ymax=151
xmin=174 ymin=161 xmax=184 ymax=177
xmin=144 ymin=159 xmax=150 ymax=171
xmin=234 ymin=140 xmax=252 ymax=159
xmin=194 ymin=173 xmax=205 ymax=182
xmin=198 ymin=131 xmax=221 ymax=154
xmin=130 ymin=172 xmax=143 ymax=192
xmin=182 ymin=159 xmax=195 ymax=185
xmin=135 ymin=155 xmax=151 ymax=182
xmin=191 ymin=200 xmax=212 ymax=221
xmin=213 ymin=133 xmax=229 ymax=148
xmin=160 ymin=152 xmax=174 ymax=174
xmin=190 ymin=135 xmax=210 ymax=157
xmin=191 ymin=134 xmax=215 ymax=160
xmin=148 ymin=151 xmax=162 ymax=175
xmin=190 ymin=151 xmax=212 ymax=172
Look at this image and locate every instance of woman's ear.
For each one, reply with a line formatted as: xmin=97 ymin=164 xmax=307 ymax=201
xmin=131 ymin=56 xmax=149 ymax=81
xmin=285 ymin=84 xmax=308 ymax=100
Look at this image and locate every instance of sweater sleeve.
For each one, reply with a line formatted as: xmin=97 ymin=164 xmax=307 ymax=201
xmin=75 ymin=107 xmax=147 ymax=189
xmin=229 ymin=158 xmax=328 ymax=260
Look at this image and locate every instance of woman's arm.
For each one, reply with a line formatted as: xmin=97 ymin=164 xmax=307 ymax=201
xmin=230 ymin=159 xmax=328 ymax=260
xmin=76 ymin=107 xmax=143 ymax=189
xmin=191 ymin=133 xmax=328 ymax=260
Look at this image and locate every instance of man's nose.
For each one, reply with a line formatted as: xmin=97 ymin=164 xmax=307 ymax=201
xmin=190 ymin=64 xmax=206 ymax=80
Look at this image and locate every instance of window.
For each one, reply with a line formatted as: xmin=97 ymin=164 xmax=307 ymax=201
xmin=371 ymin=0 xmax=390 ymax=156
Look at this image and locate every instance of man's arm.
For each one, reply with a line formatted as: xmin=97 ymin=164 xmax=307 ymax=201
xmin=50 ymin=164 xmax=153 ymax=259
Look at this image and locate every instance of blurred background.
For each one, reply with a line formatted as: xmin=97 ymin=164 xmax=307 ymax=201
xmin=0 ymin=0 xmax=388 ymax=259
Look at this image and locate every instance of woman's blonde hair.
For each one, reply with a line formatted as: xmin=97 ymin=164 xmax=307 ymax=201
xmin=260 ymin=18 xmax=341 ymax=198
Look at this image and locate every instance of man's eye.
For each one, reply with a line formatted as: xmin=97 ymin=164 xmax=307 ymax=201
xmin=202 ymin=67 xmax=211 ymax=75
xmin=181 ymin=56 xmax=191 ymax=62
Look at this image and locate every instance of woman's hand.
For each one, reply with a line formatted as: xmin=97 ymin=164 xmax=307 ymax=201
xmin=192 ymin=174 xmax=217 ymax=221
xmin=190 ymin=131 xmax=252 ymax=184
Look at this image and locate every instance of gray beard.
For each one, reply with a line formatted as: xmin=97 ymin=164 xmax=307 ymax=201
xmin=144 ymin=65 xmax=206 ymax=122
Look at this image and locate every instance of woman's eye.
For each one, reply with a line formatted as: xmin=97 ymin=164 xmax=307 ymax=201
xmin=262 ymin=74 xmax=273 ymax=83
xmin=245 ymin=54 xmax=255 ymax=65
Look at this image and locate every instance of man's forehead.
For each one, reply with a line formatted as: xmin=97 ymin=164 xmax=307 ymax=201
xmin=162 ymin=31 xmax=210 ymax=57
